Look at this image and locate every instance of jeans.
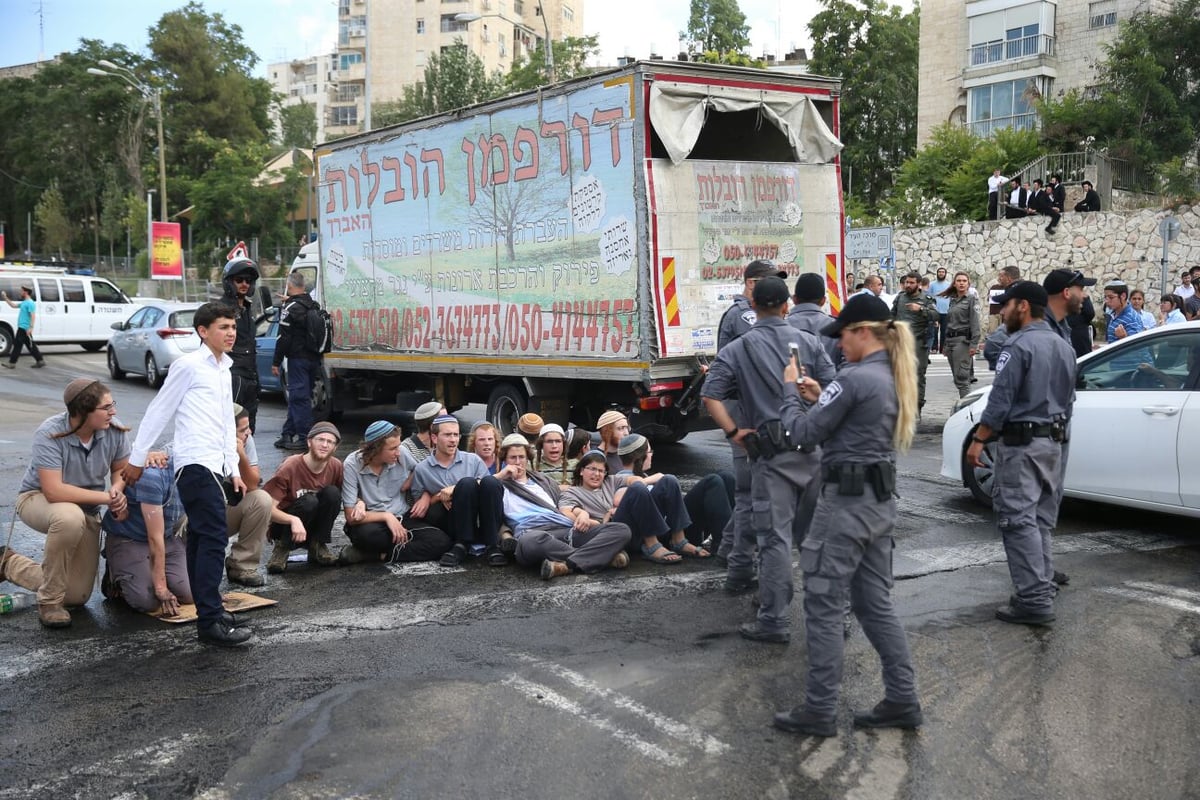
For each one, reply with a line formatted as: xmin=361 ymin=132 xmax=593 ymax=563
xmin=280 ymin=356 xmax=316 ymax=440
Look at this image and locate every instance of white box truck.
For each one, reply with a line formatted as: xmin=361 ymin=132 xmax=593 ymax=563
xmin=307 ymin=60 xmax=845 ymax=440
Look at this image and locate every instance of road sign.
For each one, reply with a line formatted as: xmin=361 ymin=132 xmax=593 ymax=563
xmin=226 ymin=241 xmax=249 ymax=261
xmin=845 ymin=226 xmax=893 ymax=260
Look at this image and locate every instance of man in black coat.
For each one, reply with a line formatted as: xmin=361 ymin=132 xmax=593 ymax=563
xmin=221 ymin=257 xmax=261 ymax=431
xmin=273 ymin=271 xmax=325 ymax=450
xmin=1074 ymin=180 xmax=1101 ymax=212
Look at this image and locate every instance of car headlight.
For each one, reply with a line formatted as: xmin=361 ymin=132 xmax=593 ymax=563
xmin=951 ymin=390 xmax=986 ymax=414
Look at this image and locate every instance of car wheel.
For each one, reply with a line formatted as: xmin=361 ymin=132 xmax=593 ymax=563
xmin=0 ymin=326 xmax=15 ymax=358
xmin=962 ymin=428 xmax=996 ymax=508
xmin=108 ymin=348 xmax=126 ymax=380
xmin=80 ymin=342 xmax=104 ymax=352
xmin=486 ymin=383 xmax=526 ymax=437
xmin=146 ymin=354 xmax=163 ymax=389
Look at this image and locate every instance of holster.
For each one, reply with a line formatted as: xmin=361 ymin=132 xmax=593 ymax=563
xmin=1050 ymin=420 xmax=1067 ymax=443
xmin=1001 ymin=422 xmax=1035 ymax=446
xmin=758 ymin=419 xmax=790 ymax=458
xmin=743 ymin=432 xmax=763 ymax=462
xmin=867 ymin=462 xmax=896 ymax=501
xmin=838 ymin=464 xmax=865 ymax=496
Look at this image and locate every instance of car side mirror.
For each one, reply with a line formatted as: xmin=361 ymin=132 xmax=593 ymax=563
xmin=111 ymin=321 xmax=125 ymax=331
xmin=258 ymin=284 xmax=273 ymax=311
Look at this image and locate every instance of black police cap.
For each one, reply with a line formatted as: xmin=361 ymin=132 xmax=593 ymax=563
xmin=752 ymin=276 xmax=790 ymax=308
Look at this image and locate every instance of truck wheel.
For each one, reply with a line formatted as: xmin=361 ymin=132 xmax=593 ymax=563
xmin=486 ymin=383 xmax=526 ymax=437
xmin=963 ymin=428 xmax=995 ymax=508
xmin=311 ymin=365 xmax=342 ymax=422
xmin=0 ymin=326 xmax=13 ymax=358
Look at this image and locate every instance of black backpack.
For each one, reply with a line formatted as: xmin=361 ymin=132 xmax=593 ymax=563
xmin=303 ymin=302 xmax=334 ymax=354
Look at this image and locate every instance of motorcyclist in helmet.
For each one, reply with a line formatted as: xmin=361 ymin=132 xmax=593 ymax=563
xmin=221 ymin=257 xmax=261 ymax=431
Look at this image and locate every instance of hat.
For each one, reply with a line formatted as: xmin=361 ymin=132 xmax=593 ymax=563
xmin=20 ymin=284 xmax=33 ymax=293
xmin=1043 ymin=269 xmax=1097 ymax=295
xmin=821 ymin=293 xmax=891 ymax=337
xmin=500 ymin=433 xmax=529 ymax=449
xmin=616 ymin=433 xmax=648 ymax=456
xmin=752 ymin=276 xmax=790 ymax=309
xmin=414 ymin=401 xmax=442 ymax=422
xmin=469 ymin=420 xmax=492 ymax=433
xmin=232 ymin=403 xmax=245 ymax=418
xmin=744 ymin=260 xmax=788 ymax=281
xmin=793 ymin=273 xmax=826 ymax=302
xmin=431 ymin=414 xmax=458 ymax=427
xmin=63 ymin=378 xmax=99 ymax=406
xmin=596 ymin=410 xmax=626 ymax=430
xmin=518 ymin=413 xmax=544 ymax=435
xmin=364 ymin=420 xmax=397 ymax=443
xmin=307 ymin=421 xmax=341 ymax=442
xmin=538 ymin=423 xmax=565 ymax=440
xmin=589 ymin=430 xmax=602 ymax=447
xmin=992 ymin=280 xmax=1049 ymax=308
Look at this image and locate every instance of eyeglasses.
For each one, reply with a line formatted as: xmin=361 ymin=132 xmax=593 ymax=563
xmin=231 ymin=276 xmax=254 ymax=285
xmin=582 ymin=466 xmax=606 ymax=474
xmin=97 ymin=401 xmax=117 ymax=412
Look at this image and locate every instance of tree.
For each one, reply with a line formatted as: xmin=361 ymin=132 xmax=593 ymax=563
xmin=685 ymin=0 xmax=751 ymax=55
xmin=35 ymin=184 xmax=73 ymax=258
xmin=505 ymin=35 xmax=600 ymax=92
xmin=99 ymin=174 xmax=128 ymax=265
xmin=278 ymin=100 xmax=318 ymax=148
xmin=373 ymin=44 xmax=503 ymax=127
xmin=807 ymin=0 xmax=919 ymax=214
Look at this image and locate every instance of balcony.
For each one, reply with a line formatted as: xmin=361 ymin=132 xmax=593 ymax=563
xmin=967 ymin=33 xmax=1055 ymax=68
xmin=966 ymin=112 xmax=1038 ymax=137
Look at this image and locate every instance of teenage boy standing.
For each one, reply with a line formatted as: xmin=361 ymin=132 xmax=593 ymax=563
xmin=123 ymin=302 xmax=251 ymax=647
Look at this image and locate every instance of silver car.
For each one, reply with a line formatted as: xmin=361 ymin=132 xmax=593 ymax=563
xmin=107 ymin=303 xmax=203 ymax=388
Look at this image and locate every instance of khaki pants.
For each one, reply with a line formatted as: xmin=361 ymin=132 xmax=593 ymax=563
xmin=8 ymin=490 xmax=102 ymax=606
xmin=224 ymin=488 xmax=272 ymax=575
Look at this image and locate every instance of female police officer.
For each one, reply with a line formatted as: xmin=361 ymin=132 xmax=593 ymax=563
xmin=771 ymin=293 xmax=923 ymax=737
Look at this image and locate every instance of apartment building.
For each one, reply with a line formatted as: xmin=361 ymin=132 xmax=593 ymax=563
xmin=326 ymin=0 xmax=584 ymax=139
xmin=916 ymin=0 xmax=1171 ymax=145
xmin=267 ymin=52 xmax=339 ymax=145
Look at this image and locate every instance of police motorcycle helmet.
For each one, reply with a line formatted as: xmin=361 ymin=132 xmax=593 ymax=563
xmin=222 ymin=256 xmax=260 ymax=295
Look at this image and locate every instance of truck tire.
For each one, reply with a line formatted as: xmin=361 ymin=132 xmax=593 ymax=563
xmin=486 ymin=383 xmax=526 ymax=437
xmin=0 ymin=325 xmax=13 ymax=358
xmin=311 ymin=365 xmax=342 ymax=422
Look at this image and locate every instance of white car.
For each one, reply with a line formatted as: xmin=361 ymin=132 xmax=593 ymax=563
xmin=941 ymin=321 xmax=1200 ymax=518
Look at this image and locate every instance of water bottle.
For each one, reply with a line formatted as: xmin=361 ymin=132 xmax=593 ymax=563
xmin=0 ymin=592 xmax=35 ymax=614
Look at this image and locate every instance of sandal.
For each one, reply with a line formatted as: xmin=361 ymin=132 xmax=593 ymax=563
xmin=668 ymin=539 xmax=711 ymax=558
xmin=640 ymin=542 xmax=682 ymax=564
xmin=439 ymin=543 xmax=467 ymax=567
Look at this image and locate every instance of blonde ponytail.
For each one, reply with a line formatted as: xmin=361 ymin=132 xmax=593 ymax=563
xmin=884 ymin=321 xmax=918 ymax=451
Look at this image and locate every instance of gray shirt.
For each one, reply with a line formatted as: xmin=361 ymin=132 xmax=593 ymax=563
xmin=703 ymin=315 xmax=837 ymax=429
xmin=781 ymin=350 xmax=897 ymax=465
xmin=980 ymin=320 xmax=1077 ymax=430
xmin=342 ymin=448 xmax=420 ymax=516
xmin=410 ymin=449 xmax=488 ymax=496
xmin=717 ymin=295 xmax=755 ymax=350
xmin=20 ymin=413 xmax=131 ymax=514
xmin=787 ymin=303 xmax=840 ymax=362
xmin=944 ymin=295 xmax=981 ymax=343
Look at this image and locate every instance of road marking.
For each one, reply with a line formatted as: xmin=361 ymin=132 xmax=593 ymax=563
xmin=1098 ymin=582 xmax=1200 ymax=616
xmin=1123 ymin=581 xmax=1200 ymax=603
xmin=512 ymin=652 xmax=729 ymax=755
xmin=503 ymin=674 xmax=686 ymax=766
xmin=384 ymin=562 xmax=466 ymax=577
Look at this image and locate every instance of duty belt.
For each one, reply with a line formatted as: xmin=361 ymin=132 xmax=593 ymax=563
xmin=945 ymin=328 xmax=970 ymax=338
xmin=821 ymin=462 xmax=896 ymax=500
xmin=999 ymin=420 xmax=1067 ymax=444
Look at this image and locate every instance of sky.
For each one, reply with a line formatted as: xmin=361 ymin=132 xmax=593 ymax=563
xmin=0 ymin=0 xmax=842 ymax=75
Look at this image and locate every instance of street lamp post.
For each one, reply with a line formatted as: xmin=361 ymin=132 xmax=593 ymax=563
xmin=88 ymin=62 xmax=168 ymax=223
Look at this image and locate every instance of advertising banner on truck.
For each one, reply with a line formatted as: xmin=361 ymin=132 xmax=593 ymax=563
xmin=318 ymin=78 xmax=643 ymax=361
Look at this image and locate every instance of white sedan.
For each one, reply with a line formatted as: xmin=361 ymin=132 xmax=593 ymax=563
xmin=941 ymin=321 xmax=1200 ymax=518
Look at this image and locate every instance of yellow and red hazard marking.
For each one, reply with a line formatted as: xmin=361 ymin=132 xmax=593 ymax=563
xmin=825 ymin=253 xmax=843 ymax=316
xmin=661 ymin=256 xmax=681 ymax=326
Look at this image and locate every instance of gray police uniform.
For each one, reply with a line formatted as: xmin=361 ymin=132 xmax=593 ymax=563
xmin=781 ymin=350 xmax=918 ymax=717
xmin=787 ymin=303 xmax=840 ymax=363
xmin=891 ymin=291 xmax=939 ymax=409
xmin=712 ymin=294 xmax=757 ymax=561
xmin=943 ymin=294 xmax=980 ymax=397
xmin=703 ymin=316 xmax=836 ymax=634
xmin=979 ymin=320 xmax=1076 ymax=613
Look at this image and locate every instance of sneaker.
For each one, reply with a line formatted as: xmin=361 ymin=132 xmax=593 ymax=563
xmin=309 ymin=542 xmax=338 ymax=566
xmin=1 ymin=362 xmax=14 ymax=369
xmin=273 ymin=434 xmax=297 ymax=450
xmin=773 ymin=707 xmax=837 ymax=737
xmin=31 ymin=360 xmax=45 ymax=368
xmin=226 ymin=569 xmax=265 ymax=587
xmin=266 ymin=541 xmax=290 ymax=574
xmin=1053 ymin=570 xmax=1070 ymax=586
xmin=282 ymin=438 xmax=307 ymax=451
xmin=337 ymin=544 xmax=366 ymax=565
xmin=852 ymin=699 xmax=924 ymax=729
xmin=541 ymin=559 xmax=570 ymax=580
xmin=38 ymin=602 xmax=71 ymax=628
xmin=995 ymin=604 xmax=1055 ymax=626
xmin=739 ymin=621 xmax=789 ymax=643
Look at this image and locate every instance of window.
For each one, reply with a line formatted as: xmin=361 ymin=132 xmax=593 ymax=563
xmin=125 ymin=307 xmax=149 ymax=329
xmin=1089 ymin=0 xmax=1117 ymax=27
xmin=141 ymin=308 xmax=163 ymax=329
xmin=440 ymin=13 xmax=468 ymax=32
xmin=968 ymin=78 xmax=1044 ymax=136
xmin=91 ymin=280 xmax=126 ymax=304
xmin=1079 ymin=331 xmax=1200 ymax=390
xmin=563 ymin=5 xmax=574 ymax=21
xmin=417 ymin=18 xmax=425 ymax=33
xmin=37 ymin=279 xmax=60 ymax=302
xmin=336 ymin=84 xmax=363 ymax=102
xmin=339 ymin=52 xmax=363 ymax=70
xmin=61 ymin=279 xmax=85 ymax=302
xmin=332 ymin=105 xmax=358 ymax=126
xmin=968 ymin=2 xmax=1054 ymax=65
xmin=499 ymin=33 xmax=506 ymax=57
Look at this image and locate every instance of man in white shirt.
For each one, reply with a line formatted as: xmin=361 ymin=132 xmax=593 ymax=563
xmin=1174 ymin=270 xmax=1194 ymax=301
xmin=987 ymin=169 xmax=1008 ymax=220
xmin=123 ymin=302 xmax=251 ymax=647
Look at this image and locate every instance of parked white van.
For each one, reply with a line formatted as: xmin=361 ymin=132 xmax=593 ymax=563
xmin=0 ymin=266 xmax=137 ymax=356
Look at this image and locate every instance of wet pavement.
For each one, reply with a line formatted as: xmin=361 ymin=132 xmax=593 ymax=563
xmin=2 ymin=349 xmax=1199 ymax=799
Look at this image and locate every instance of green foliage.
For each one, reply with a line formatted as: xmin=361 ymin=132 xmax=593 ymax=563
xmin=691 ymin=50 xmax=765 ymax=67
xmin=373 ymin=44 xmax=503 ymax=128
xmin=505 ymin=35 xmax=600 ymax=92
xmin=35 ymin=184 xmax=73 ymax=257
xmin=685 ymin=0 xmax=751 ymax=55
xmin=99 ymin=174 xmax=127 ymax=257
xmin=1158 ymin=158 xmax=1200 ymax=205
xmin=278 ymin=100 xmax=318 ymax=148
xmin=807 ymin=0 xmax=919 ymax=214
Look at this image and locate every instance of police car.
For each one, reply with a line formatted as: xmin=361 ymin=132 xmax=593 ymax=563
xmin=941 ymin=321 xmax=1200 ymax=518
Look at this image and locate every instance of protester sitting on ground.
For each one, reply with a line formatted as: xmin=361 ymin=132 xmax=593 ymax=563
xmin=99 ymin=454 xmax=191 ymax=615
xmin=400 ymin=401 xmax=444 ymax=464
xmin=517 ymin=413 xmax=544 ymax=445
xmin=262 ymin=421 xmax=346 ymax=573
xmin=0 ymin=378 xmax=130 ymax=628
xmin=409 ymin=415 xmax=505 ymax=567
xmin=340 ymin=421 xmax=453 ymax=565
xmin=534 ymin=423 xmax=570 ymax=484
xmin=1160 ymin=294 xmax=1187 ymax=325
xmin=492 ymin=434 xmax=632 ymax=580
xmin=560 ymin=449 xmax=699 ymax=564
xmin=595 ymin=410 xmax=631 ymax=473
xmin=615 ymin=434 xmax=713 ymax=557
xmin=467 ymin=421 xmax=500 ymax=475
xmin=224 ymin=404 xmax=274 ymax=586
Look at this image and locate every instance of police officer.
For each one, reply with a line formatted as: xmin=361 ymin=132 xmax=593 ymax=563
xmin=221 ymin=257 xmax=261 ymax=431
xmin=966 ymin=281 xmax=1075 ymax=626
xmin=787 ymin=272 xmax=839 ymax=362
xmin=711 ymin=259 xmax=788 ymax=565
xmin=703 ymin=276 xmax=836 ymax=643
xmin=891 ymin=270 xmax=939 ymax=417
xmin=772 ymin=293 xmax=922 ymax=737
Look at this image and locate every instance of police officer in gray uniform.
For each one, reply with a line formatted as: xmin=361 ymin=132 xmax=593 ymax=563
xmin=703 ymin=277 xmax=836 ymax=642
xmin=771 ymin=293 xmax=922 ymax=737
xmin=787 ymin=273 xmax=840 ymax=362
xmin=966 ymin=281 xmax=1076 ymax=626
xmin=712 ymin=259 xmax=788 ymax=564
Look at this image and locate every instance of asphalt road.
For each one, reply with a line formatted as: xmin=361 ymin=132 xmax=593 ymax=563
xmin=1 ymin=347 xmax=1199 ymax=799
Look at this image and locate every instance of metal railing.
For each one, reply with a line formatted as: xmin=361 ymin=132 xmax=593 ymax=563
xmin=968 ymin=34 xmax=1055 ymax=67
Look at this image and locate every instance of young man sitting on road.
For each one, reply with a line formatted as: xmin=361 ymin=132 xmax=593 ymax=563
xmin=263 ymin=421 xmax=345 ymax=573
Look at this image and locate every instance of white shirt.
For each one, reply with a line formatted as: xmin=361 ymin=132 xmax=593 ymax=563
xmin=1175 ymin=284 xmax=1195 ymax=300
xmin=130 ymin=346 xmax=237 ymax=476
xmin=988 ymin=174 xmax=1007 ymax=193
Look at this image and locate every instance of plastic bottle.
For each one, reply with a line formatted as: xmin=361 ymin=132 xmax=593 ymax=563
xmin=0 ymin=592 xmax=35 ymax=614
